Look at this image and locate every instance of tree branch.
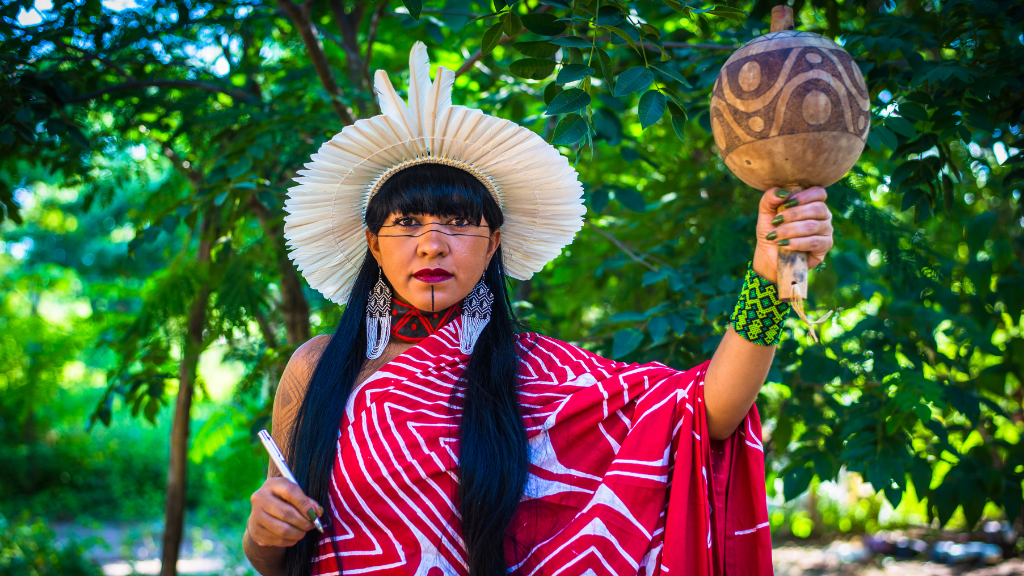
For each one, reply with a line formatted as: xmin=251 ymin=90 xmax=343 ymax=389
xmin=277 ymin=0 xmax=357 ymax=126
xmin=456 ymin=33 xmax=521 ymax=77
xmin=329 ymin=0 xmax=369 ymax=90
xmin=585 ymin=219 xmax=658 ymax=271
xmin=67 ymin=79 xmax=257 ymax=104
xmin=361 ymin=3 xmax=386 ymax=90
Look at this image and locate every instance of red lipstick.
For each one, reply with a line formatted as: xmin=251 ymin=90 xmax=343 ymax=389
xmin=413 ymin=268 xmax=453 ymax=283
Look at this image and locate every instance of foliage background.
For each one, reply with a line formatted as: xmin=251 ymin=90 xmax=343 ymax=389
xmin=1 ymin=0 xmax=1022 ymax=568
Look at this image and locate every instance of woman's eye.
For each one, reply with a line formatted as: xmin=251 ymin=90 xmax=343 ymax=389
xmin=396 ymin=217 xmax=416 ymax=227
xmin=449 ymin=218 xmax=469 ymax=227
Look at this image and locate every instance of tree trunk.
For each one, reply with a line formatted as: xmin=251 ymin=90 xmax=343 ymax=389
xmin=247 ymin=196 xmax=311 ymax=347
xmin=280 ymin=246 xmax=311 ymax=346
xmin=159 ymin=215 xmax=217 ymax=576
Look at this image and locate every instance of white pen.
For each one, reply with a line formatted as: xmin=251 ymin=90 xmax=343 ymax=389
xmin=257 ymin=429 xmax=325 ymax=534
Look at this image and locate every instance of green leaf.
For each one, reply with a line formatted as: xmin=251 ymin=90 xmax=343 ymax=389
xmin=708 ymin=5 xmax=746 ymax=22
xmin=889 ymin=159 xmax=921 ymax=187
xmin=596 ymin=6 xmax=625 ymax=26
xmin=551 ymin=36 xmax=594 ymax=48
xmin=603 ymin=26 xmax=637 ymax=50
xmin=482 ymin=22 xmax=504 ymax=56
xmin=596 ymin=48 xmax=614 ymax=91
xmin=616 ymin=188 xmax=646 ymax=211
xmin=546 ymin=88 xmax=591 ymax=115
xmin=593 ymin=107 xmax=622 ymax=145
xmin=589 ymin=188 xmax=610 ymax=213
xmin=613 ymin=67 xmax=654 ymax=97
xmin=638 ymin=90 xmax=666 ymax=129
xmin=247 ymin=145 xmax=265 ymax=159
xmin=513 ymin=40 xmax=559 ymax=58
xmin=898 ymin=102 xmax=929 ymax=122
xmin=426 ymin=22 xmax=444 ymax=44
xmin=214 ymin=191 xmax=229 ymax=206
xmin=865 ymin=130 xmax=881 ymax=151
xmin=783 ymin=466 xmax=814 ymax=501
xmin=650 ymin=63 xmax=692 ymax=88
xmin=648 ymin=315 xmax=669 ymax=343
xmin=874 ymin=125 xmax=898 ymax=150
xmin=556 ymin=64 xmax=594 ymax=85
xmin=543 ymin=82 xmax=563 ymax=105
xmin=521 ymin=13 xmax=566 ymax=36
xmin=161 ymin=215 xmax=179 ymax=234
xmin=664 ymin=312 xmax=688 ymax=335
xmin=885 ymin=116 xmax=917 ymax=138
xmin=667 ymin=101 xmax=687 ymax=141
xmin=612 ymin=328 xmax=644 ymax=358
xmin=551 ymin=113 xmax=589 ymax=145
xmin=227 ymin=156 xmax=252 ymax=180
xmin=502 ymin=11 xmax=523 ymax=37
xmin=494 ymin=0 xmax=506 ymax=10
xmin=509 ymin=58 xmax=556 ymax=80
xmin=403 ymin=0 xmax=422 ymax=20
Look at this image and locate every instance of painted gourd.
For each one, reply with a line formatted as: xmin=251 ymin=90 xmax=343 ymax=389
xmin=709 ymin=13 xmax=870 ymax=191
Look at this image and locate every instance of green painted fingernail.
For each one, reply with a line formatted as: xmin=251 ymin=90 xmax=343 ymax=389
xmin=766 ymin=230 xmax=777 ymax=241
xmin=777 ymin=239 xmax=790 ymax=246
xmin=307 ymin=509 xmax=317 ymax=522
xmin=317 ymin=506 xmax=324 ymax=516
xmin=784 ymin=198 xmax=799 ymax=208
xmin=774 ymin=189 xmax=789 ymax=198
xmin=771 ymin=215 xmax=784 ymax=226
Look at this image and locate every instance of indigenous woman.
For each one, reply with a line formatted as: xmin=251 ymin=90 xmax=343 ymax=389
xmin=243 ymin=43 xmax=833 ymax=576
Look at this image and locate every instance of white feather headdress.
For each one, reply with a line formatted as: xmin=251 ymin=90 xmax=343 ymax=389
xmin=283 ymin=42 xmax=586 ymax=305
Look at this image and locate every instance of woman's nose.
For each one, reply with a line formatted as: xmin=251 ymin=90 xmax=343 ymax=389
xmin=417 ymin=224 xmax=450 ymax=257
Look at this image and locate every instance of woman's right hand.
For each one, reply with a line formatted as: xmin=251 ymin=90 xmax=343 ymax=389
xmin=247 ymin=477 xmax=324 ymax=548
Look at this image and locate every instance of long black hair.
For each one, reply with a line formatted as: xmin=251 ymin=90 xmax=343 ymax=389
xmin=283 ymin=164 xmax=530 ymax=576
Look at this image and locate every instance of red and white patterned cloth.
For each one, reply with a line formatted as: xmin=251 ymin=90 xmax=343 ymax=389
xmin=312 ymin=319 xmax=772 ymax=576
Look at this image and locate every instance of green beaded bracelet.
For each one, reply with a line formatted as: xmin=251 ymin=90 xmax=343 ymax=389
xmin=730 ymin=262 xmax=790 ymax=346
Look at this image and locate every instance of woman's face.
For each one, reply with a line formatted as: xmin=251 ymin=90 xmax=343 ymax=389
xmin=366 ymin=213 xmax=501 ymax=312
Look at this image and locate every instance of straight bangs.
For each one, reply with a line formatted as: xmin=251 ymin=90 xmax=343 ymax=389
xmin=365 ymin=164 xmax=503 ymax=233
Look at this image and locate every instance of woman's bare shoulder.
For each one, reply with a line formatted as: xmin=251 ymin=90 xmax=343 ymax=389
xmin=272 ymin=335 xmax=331 ymax=452
xmin=283 ymin=334 xmax=331 ymax=384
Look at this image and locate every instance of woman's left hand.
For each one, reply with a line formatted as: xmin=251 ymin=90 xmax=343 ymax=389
xmin=751 ymin=186 xmax=834 ymax=284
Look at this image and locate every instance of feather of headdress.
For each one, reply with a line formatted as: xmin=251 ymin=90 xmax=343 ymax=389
xmin=373 ymin=70 xmax=419 ymax=140
xmin=407 ymin=41 xmax=432 ymax=138
xmin=423 ymin=66 xmax=454 ymax=145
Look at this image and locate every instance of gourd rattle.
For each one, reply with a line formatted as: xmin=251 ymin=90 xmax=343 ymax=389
xmin=709 ymin=5 xmax=870 ymax=341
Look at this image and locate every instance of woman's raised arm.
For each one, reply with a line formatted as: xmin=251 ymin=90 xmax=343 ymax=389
xmin=704 ymin=187 xmax=833 ymax=440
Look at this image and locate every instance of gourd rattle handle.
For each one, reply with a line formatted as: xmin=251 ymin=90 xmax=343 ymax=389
xmin=776 ymin=185 xmax=808 ymax=303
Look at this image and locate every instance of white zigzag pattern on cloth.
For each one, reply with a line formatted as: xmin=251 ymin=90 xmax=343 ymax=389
xmin=310 ymin=319 xmax=757 ymax=576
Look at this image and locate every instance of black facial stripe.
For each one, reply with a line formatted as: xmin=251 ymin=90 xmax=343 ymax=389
xmin=376 ymin=230 xmax=491 ymax=238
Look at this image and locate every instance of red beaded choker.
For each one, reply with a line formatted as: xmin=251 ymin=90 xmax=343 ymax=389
xmin=389 ymin=298 xmax=462 ymax=343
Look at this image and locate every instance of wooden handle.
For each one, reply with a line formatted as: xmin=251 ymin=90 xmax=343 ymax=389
xmin=770 ymin=5 xmax=795 ymax=32
xmin=777 ymin=185 xmax=808 ymax=303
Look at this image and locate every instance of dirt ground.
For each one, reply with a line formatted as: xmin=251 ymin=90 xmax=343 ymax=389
xmin=773 ymin=545 xmax=1024 ymax=576
xmin=52 ymin=522 xmax=1024 ymax=575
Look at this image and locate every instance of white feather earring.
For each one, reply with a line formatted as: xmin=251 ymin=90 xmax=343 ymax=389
xmin=366 ymin=268 xmax=391 ymax=359
xmin=459 ymin=277 xmax=493 ymax=355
